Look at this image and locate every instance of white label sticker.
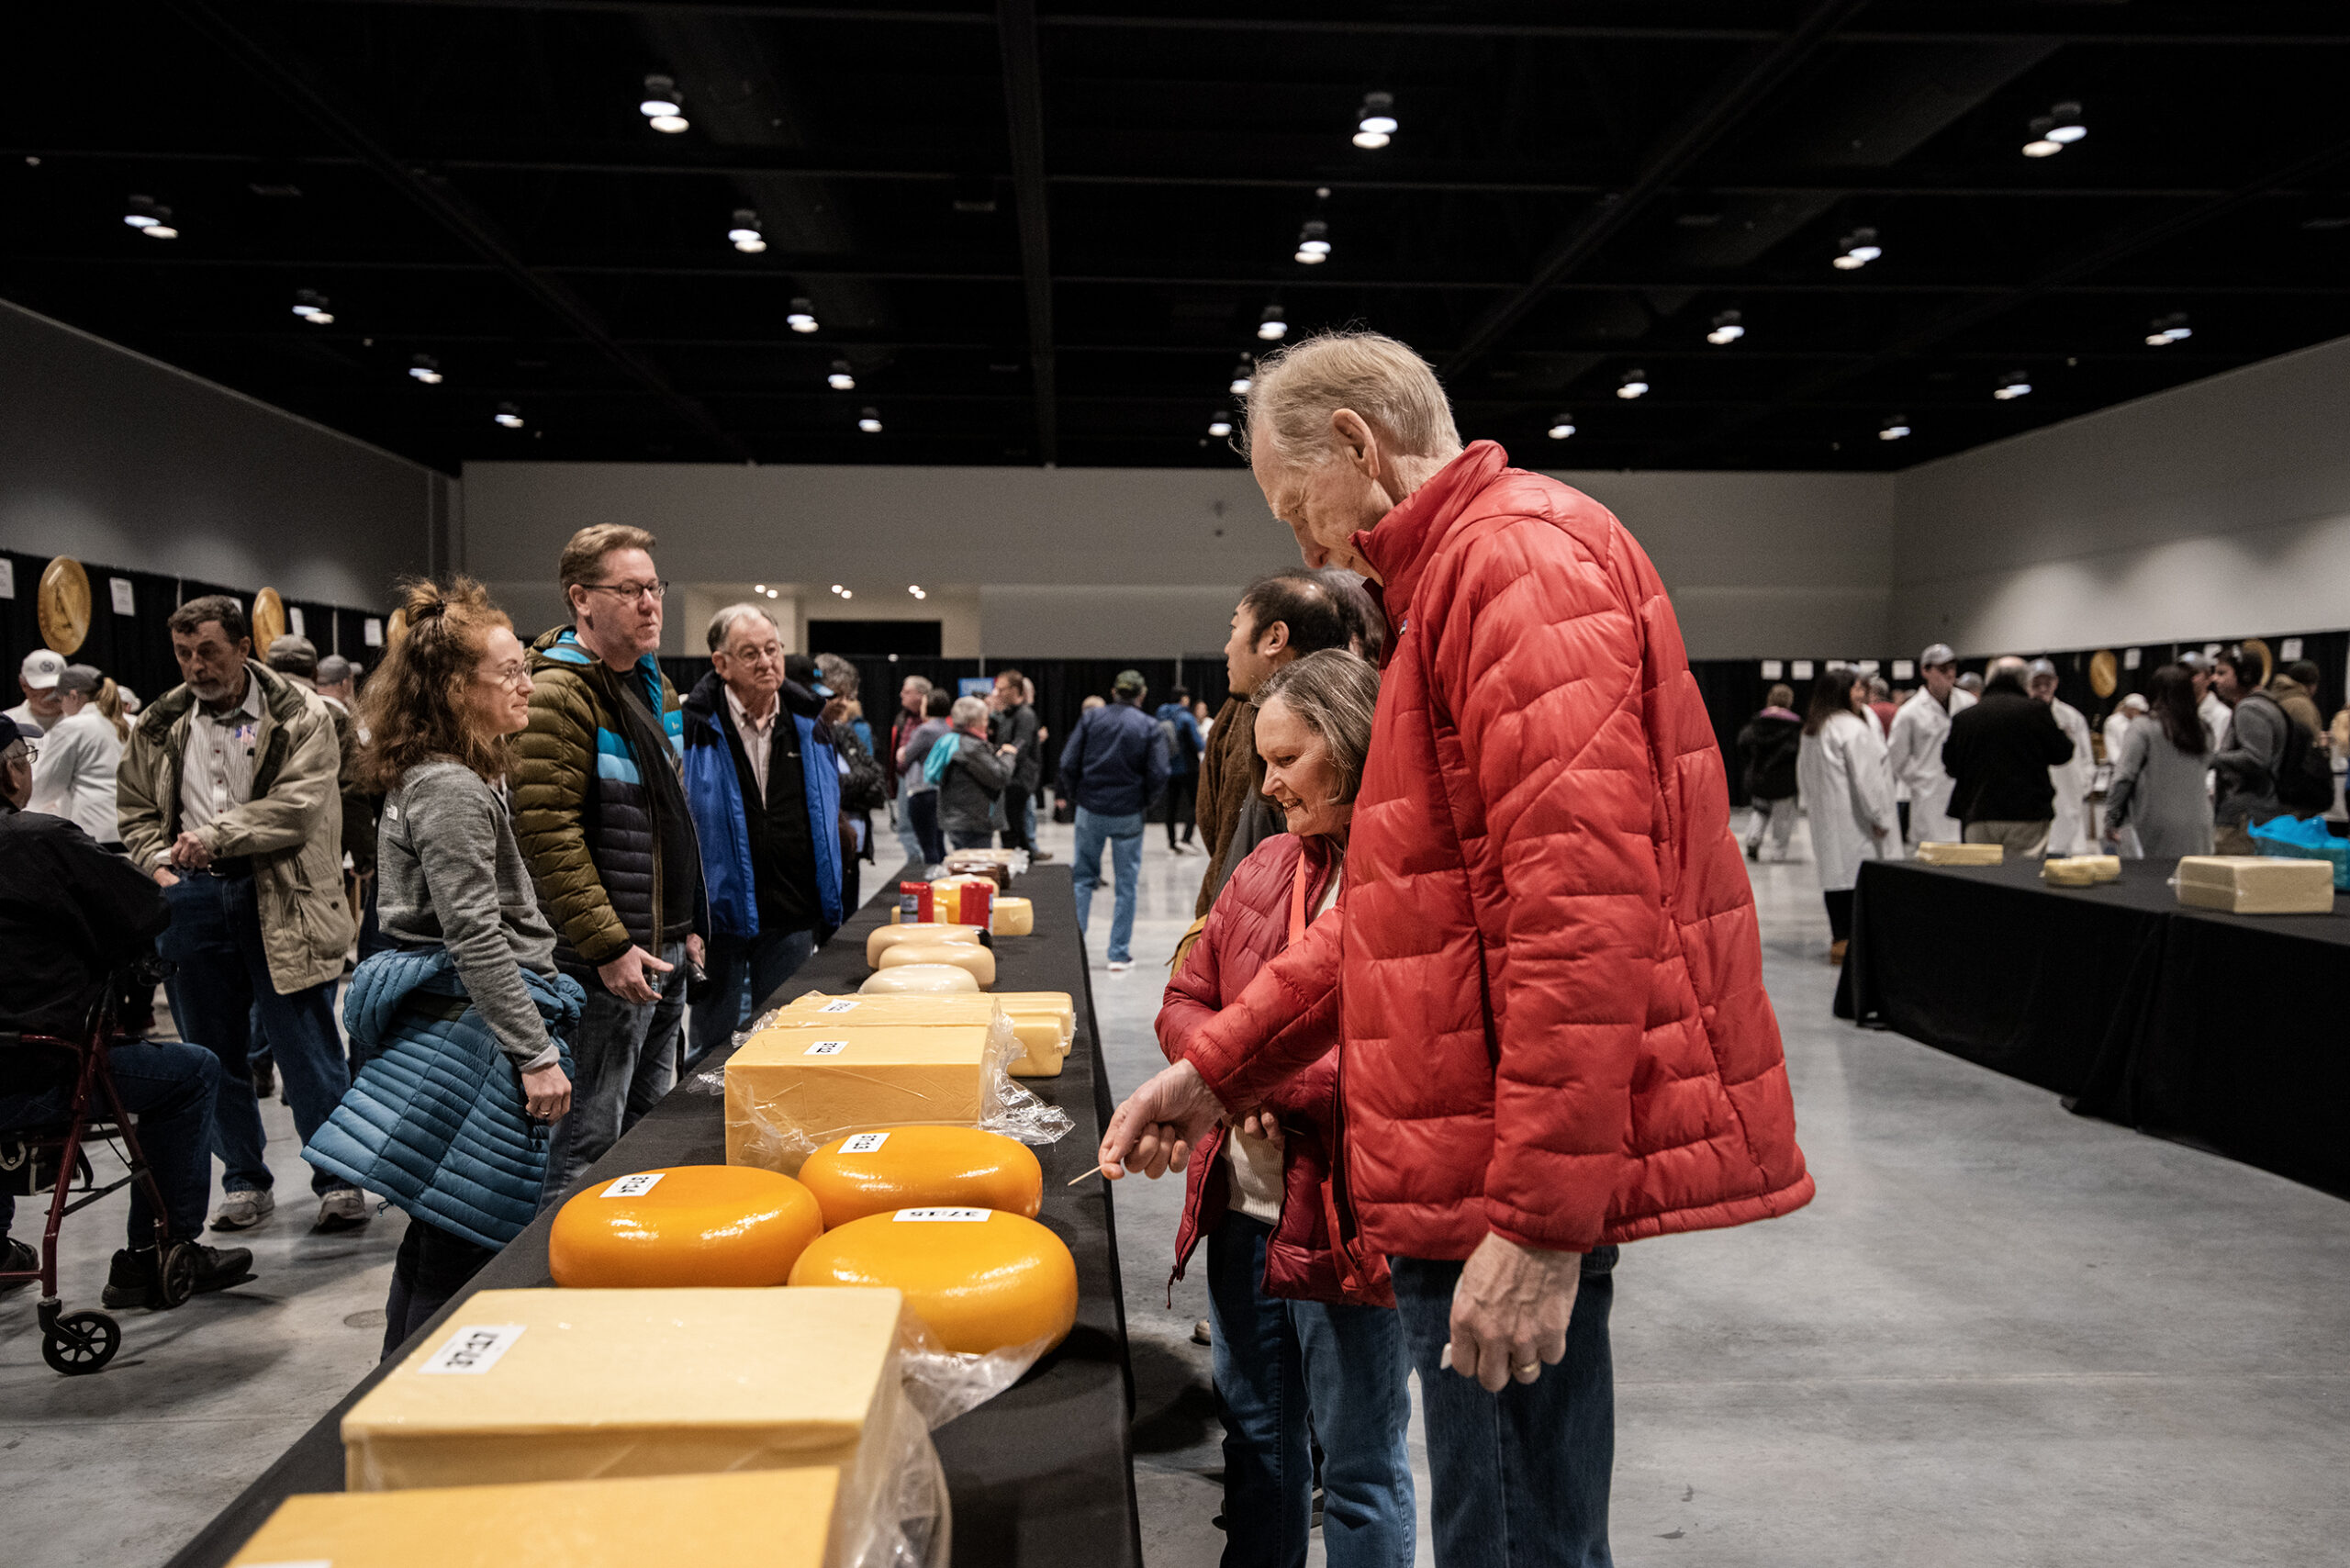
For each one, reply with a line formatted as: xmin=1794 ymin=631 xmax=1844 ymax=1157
xmin=1892 ymin=659 xmax=1916 ymax=680
xmin=893 ymin=1206 xmax=990 ymax=1223
xmin=1759 ymin=659 xmax=1782 ymax=678
xmin=2123 ymin=647 xmax=2143 ymax=670
xmin=601 ymin=1172 xmax=665 ymax=1198
xmin=110 ymin=577 xmax=136 ymax=616
xmin=419 ymin=1323 xmax=526 ymax=1375
xmin=364 ymin=617 xmax=385 ymax=647
xmin=288 ymin=605 xmax=306 ymax=636
xmin=1791 ymin=660 xmax=1814 ymax=680
xmin=805 ymin=1039 xmax=849 ymax=1056
xmin=2280 ymin=637 xmax=2304 ymax=661
xmin=817 ymin=999 xmax=861 ymax=1014
xmin=841 ymin=1132 xmax=891 ymax=1154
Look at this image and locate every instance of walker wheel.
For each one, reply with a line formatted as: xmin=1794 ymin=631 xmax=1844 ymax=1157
xmin=43 ymin=1308 xmax=121 ymax=1375
xmin=157 ymin=1242 xmax=198 ymax=1309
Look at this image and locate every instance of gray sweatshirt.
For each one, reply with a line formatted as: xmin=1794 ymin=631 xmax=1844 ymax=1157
xmin=2103 ymin=717 xmax=2215 ymax=860
xmin=2211 ymin=691 xmax=2287 ymax=828
xmin=377 ymin=759 xmax=561 ymax=1070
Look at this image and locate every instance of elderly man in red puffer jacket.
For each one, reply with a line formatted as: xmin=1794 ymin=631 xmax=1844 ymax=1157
xmin=1103 ymin=330 xmax=1813 ymax=1567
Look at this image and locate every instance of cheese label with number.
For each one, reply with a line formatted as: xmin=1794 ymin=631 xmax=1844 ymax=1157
xmin=893 ymin=1206 xmax=990 ymax=1223
xmin=419 ymin=1324 xmax=526 ymax=1376
xmin=602 ymin=1172 xmax=665 ymax=1198
xmin=817 ymin=1000 xmax=861 ymax=1014
xmin=805 ymin=1040 xmax=848 ymax=1056
xmin=841 ymin=1132 xmax=890 ymax=1154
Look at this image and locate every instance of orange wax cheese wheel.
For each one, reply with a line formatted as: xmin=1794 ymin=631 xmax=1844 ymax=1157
xmin=866 ymin=923 xmax=983 ymax=968
xmin=877 ymin=941 xmax=995 ymax=988
xmin=859 ymin=964 xmax=979 ymax=995
xmin=548 ymin=1166 xmax=823 ymax=1287
xmin=789 ymin=1208 xmax=1078 ymax=1355
xmin=990 ymin=897 xmax=1034 ymax=936
xmin=799 ymin=1126 xmax=1043 ymax=1228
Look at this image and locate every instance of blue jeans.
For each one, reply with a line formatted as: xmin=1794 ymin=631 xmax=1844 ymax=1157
xmin=1392 ymin=1248 xmax=1619 ymax=1568
xmin=1207 ymin=1214 xmax=1416 ymax=1568
xmin=0 ymin=1039 xmax=221 ymax=1247
xmin=686 ymin=926 xmax=815 ymax=1067
xmin=158 ymin=871 xmax=349 ymax=1196
xmin=539 ymin=941 xmax=688 ymax=1206
xmin=1071 ymin=807 xmax=1145 ymax=962
xmin=892 ymin=793 xmax=925 ymax=870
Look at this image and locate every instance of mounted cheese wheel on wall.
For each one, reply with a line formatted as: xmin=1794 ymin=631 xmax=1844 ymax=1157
xmin=789 ymin=1208 xmax=1078 ymax=1356
xmin=866 ymin=923 xmax=984 ymax=968
xmin=859 ymin=964 xmax=980 ymax=995
xmin=799 ymin=1126 xmax=1044 ymax=1228
xmin=548 ymin=1166 xmax=823 ymax=1288
xmin=876 ymin=941 xmax=996 ymax=988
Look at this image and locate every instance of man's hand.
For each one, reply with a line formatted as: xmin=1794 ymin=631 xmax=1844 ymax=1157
xmin=151 ymin=865 xmax=181 ymax=889
xmin=1446 ymin=1233 xmax=1583 ymax=1394
xmin=520 ymin=1062 xmax=573 ymax=1121
xmin=1234 ymin=1107 xmax=1283 ymax=1145
xmin=1097 ymin=1059 xmax=1227 ymax=1180
xmin=598 ymin=945 xmax=675 ymax=1005
xmin=169 ymin=831 xmax=214 ymax=869
xmin=685 ymin=934 xmax=706 ymax=973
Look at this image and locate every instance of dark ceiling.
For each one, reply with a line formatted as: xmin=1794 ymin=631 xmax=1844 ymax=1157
xmin=7 ymin=1 xmax=2350 ymax=475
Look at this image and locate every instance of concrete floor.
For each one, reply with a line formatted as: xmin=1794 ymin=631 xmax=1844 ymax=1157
xmin=5 ymin=810 xmax=2346 ymax=1566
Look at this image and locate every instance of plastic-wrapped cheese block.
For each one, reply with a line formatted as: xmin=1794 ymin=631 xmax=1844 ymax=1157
xmin=548 ymin=1166 xmax=824 ymax=1287
xmin=228 ymin=1468 xmax=841 ymax=1568
xmin=343 ymin=1286 xmax=909 ymax=1500
xmin=2175 ymin=854 xmax=2334 ymax=913
xmin=800 ymin=1126 xmax=1044 ymax=1228
xmin=877 ymin=941 xmax=996 ymax=988
xmin=726 ymin=1025 xmax=995 ymax=1172
xmin=860 ymin=963 xmax=980 ymax=995
xmin=765 ymin=992 xmax=1058 ymax=1081
xmin=791 ymin=1209 xmax=1078 ymax=1355
xmin=866 ymin=923 xmax=984 ymax=968
xmin=990 ymin=896 xmax=1034 ymax=936
xmin=996 ymin=991 xmax=1076 ymax=1054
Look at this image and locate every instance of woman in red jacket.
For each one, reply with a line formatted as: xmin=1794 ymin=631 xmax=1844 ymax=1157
xmin=1158 ymin=649 xmax=1410 ymax=1568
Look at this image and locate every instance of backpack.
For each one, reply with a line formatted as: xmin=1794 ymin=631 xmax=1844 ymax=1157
xmin=2267 ymin=697 xmax=2334 ymax=814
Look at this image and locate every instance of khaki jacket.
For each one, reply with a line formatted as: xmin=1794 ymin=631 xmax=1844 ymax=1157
xmin=118 ymin=660 xmax=354 ymax=995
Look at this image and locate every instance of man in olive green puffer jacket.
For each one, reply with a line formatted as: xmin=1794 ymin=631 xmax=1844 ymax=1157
xmin=511 ymin=525 xmax=706 ymax=1204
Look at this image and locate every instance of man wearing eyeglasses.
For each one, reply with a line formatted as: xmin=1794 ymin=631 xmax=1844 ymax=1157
xmin=514 ymin=525 xmax=709 ymax=1204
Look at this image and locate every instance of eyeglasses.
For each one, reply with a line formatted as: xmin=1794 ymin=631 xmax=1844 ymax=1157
xmin=579 ymin=579 xmax=669 ymax=604
xmin=478 ymin=661 xmax=533 ymax=691
xmin=4 ymin=742 xmax=32 ymax=765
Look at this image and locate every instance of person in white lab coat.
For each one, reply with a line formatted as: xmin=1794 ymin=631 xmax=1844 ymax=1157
xmin=2181 ymin=653 xmax=2231 ymax=756
xmin=2100 ymin=693 xmax=2149 ymax=856
xmin=27 ymin=664 xmax=127 ymax=847
xmin=1796 ymin=664 xmax=1897 ymax=965
xmin=1884 ymin=644 xmax=1975 ymax=852
xmin=2029 ymin=659 xmax=2098 ymax=855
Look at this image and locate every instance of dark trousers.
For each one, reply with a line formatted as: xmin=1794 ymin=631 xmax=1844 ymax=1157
xmin=0 ymin=1040 xmax=221 ymax=1248
xmin=1824 ymin=888 xmax=1856 ymax=942
xmin=686 ymin=926 xmax=816 ymax=1067
xmin=539 ymin=942 xmax=688 ymax=1206
xmin=381 ymin=1215 xmax=498 ymax=1361
xmin=907 ymin=790 xmax=946 ymax=865
xmin=1391 ymin=1248 xmax=1618 ymax=1568
xmin=1166 ymin=772 xmax=1198 ymax=846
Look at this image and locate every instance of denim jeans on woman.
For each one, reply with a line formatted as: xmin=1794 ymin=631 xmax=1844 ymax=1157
xmin=1070 ymin=807 xmax=1144 ymax=963
xmin=1390 ymin=1247 xmax=1619 ymax=1568
xmin=538 ymin=939 xmax=688 ymax=1206
xmin=1207 ymin=1213 xmax=1415 ymax=1568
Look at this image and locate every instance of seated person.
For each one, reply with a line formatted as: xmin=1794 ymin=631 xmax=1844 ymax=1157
xmin=0 ymin=716 xmax=254 ymax=1307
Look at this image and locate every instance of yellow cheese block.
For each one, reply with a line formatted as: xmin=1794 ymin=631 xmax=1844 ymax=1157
xmin=877 ymin=941 xmax=996 ymax=988
xmin=766 ymin=992 xmax=1058 ymax=1079
xmin=865 ymin=923 xmax=984 ymax=968
xmin=2176 ymin=855 xmax=2335 ymax=914
xmin=996 ymin=991 xmax=1076 ymax=1055
xmin=860 ymin=963 xmax=980 ymax=995
xmin=548 ymin=1166 xmax=824 ymax=1288
xmin=2042 ymin=855 xmax=2122 ymax=887
xmin=726 ymin=1025 xmax=993 ymax=1171
xmin=990 ymin=896 xmax=1034 ymax=936
xmin=343 ymin=1286 xmax=902 ymax=1492
xmin=790 ymin=1209 xmax=1078 ymax=1355
xmin=1917 ymin=841 xmax=2004 ymax=866
xmin=229 ymin=1468 xmax=840 ymax=1568
xmin=799 ymin=1126 xmax=1044 ymax=1228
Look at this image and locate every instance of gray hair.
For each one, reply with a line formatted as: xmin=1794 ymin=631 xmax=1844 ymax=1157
xmin=1253 ymin=648 xmax=1381 ymax=807
xmin=815 ymin=654 xmax=859 ymax=698
xmin=706 ymin=601 xmax=779 ymax=654
xmin=950 ymin=694 xmax=990 ymax=730
xmin=901 ymin=674 xmax=934 ymax=696
xmin=1242 ymin=330 xmax=1463 ymax=472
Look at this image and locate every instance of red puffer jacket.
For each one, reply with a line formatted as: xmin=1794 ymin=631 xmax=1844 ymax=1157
xmin=1188 ymin=442 xmax=1813 ymax=1265
xmin=1158 ymin=833 xmax=1392 ymax=1307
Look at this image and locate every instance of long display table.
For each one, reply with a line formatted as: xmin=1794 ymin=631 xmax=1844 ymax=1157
xmin=167 ymin=863 xmax=1143 ymax=1568
xmin=1837 ymin=857 xmax=2350 ymax=1195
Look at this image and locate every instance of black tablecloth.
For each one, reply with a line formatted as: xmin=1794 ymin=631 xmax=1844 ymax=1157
xmin=167 ymin=863 xmax=1143 ymax=1568
xmin=1839 ymin=857 xmax=2350 ymax=1194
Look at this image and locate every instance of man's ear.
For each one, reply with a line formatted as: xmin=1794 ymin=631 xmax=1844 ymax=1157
xmin=1330 ymin=409 xmax=1380 ymax=481
xmin=1260 ymin=619 xmax=1291 ymax=657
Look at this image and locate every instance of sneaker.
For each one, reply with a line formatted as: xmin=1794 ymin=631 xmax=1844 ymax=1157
xmin=0 ymin=1237 xmax=37 ymax=1292
xmin=1107 ymin=959 xmax=1136 ymax=973
xmin=313 ymin=1186 xmax=372 ymax=1233
xmin=1829 ymin=939 xmax=1849 ymax=966
xmin=1030 ymin=849 xmax=1054 ymax=863
xmin=102 ymin=1242 xmax=257 ymax=1309
xmin=1745 ymin=841 xmax=1760 ymax=861
xmin=1192 ymin=1317 xmax=1212 ymax=1347
xmin=251 ymin=1056 xmax=276 ymax=1100
xmin=211 ymin=1188 xmax=275 ymax=1232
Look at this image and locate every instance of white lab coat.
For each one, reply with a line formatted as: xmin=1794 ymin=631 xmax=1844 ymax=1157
xmin=2045 ymin=698 xmax=2097 ymax=855
xmin=28 ymin=706 xmax=123 ymax=844
xmin=1884 ymin=686 xmax=1975 ymax=849
xmin=2198 ymin=690 xmax=2230 ymax=756
xmin=1797 ymin=710 xmax=1898 ymax=893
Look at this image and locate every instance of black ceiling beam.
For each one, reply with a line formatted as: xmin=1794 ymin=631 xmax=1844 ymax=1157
xmin=154 ymin=0 xmax=754 ymax=463
xmin=1444 ymin=0 xmax=1874 ymax=380
xmin=997 ymin=0 xmax=1055 ymax=464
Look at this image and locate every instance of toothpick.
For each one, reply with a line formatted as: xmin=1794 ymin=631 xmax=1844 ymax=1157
xmin=1068 ymin=1166 xmax=1110 ymax=1185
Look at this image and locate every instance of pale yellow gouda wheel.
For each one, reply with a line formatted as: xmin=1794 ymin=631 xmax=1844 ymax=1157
xmin=866 ymin=923 xmax=983 ymax=968
xmin=860 ymin=964 xmax=981 ymax=995
xmin=877 ymin=941 xmax=995 ymax=988
xmin=990 ymin=897 xmax=1034 ymax=936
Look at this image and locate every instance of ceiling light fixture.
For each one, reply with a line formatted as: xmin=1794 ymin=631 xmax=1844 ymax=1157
xmin=124 ymin=194 xmax=177 ymax=239
xmin=1207 ymin=412 xmax=1234 ymax=438
xmin=494 ymin=401 xmax=525 ymax=428
xmin=908 ymin=585 xmax=926 ymax=599
xmin=1228 ymin=362 xmax=1255 ymax=397
xmin=2144 ymin=311 xmax=2192 ymax=346
xmin=1991 ymin=371 xmax=2032 ymax=400
xmin=1617 ymin=368 xmax=1650 ymax=400
xmin=641 ymin=73 xmax=688 ymax=133
xmin=831 ymin=584 xmax=845 ymax=593
xmin=787 ymin=297 xmax=819 ymax=334
xmin=291 ymin=289 xmax=334 ymax=326
xmin=2022 ymin=101 xmax=2086 ymax=159
xmin=1352 ymin=92 xmax=1396 ymax=151
xmin=1257 ymin=305 xmax=1287 ymax=342
xmin=755 ymin=583 xmax=767 ymax=593
xmin=1547 ymin=415 xmax=1576 ymax=440
xmin=840 ymin=589 xmax=854 ymax=599
xmin=1879 ymin=414 xmax=1911 ymax=441
xmin=828 ymin=359 xmax=856 ymax=390
xmin=1706 ymin=309 xmax=1744 ymax=345
xmin=727 ymin=208 xmax=766 ymax=253
xmin=857 ymin=407 xmax=882 ymax=433
xmin=1832 ymin=228 xmax=1882 ymax=270
xmin=1294 ymin=218 xmax=1330 ymax=265
xmin=408 ymin=353 xmax=442 ymax=385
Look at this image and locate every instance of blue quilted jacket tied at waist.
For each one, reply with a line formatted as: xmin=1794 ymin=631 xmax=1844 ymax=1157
xmin=306 ymin=947 xmax=585 ymax=1250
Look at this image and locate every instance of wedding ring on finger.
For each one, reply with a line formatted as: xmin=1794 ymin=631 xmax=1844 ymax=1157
xmin=1511 ymin=1359 xmax=1541 ymax=1383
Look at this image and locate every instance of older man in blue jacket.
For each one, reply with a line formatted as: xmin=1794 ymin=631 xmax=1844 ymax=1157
xmin=1058 ymin=669 xmax=1170 ymax=970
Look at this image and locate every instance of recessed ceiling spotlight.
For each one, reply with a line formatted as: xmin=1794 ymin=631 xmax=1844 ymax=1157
xmin=641 ymin=73 xmax=688 ymax=133
xmin=1878 ymin=414 xmax=1911 ymax=441
xmin=1228 ymin=362 xmax=1255 ymax=397
xmin=1706 ymin=309 xmax=1744 ymax=346
xmin=1616 ymin=368 xmax=1650 ymax=400
xmin=2144 ymin=311 xmax=2192 ymax=346
xmin=1257 ymin=305 xmax=1287 ymax=342
xmin=2022 ymin=101 xmax=2086 ymax=158
xmin=787 ymin=297 xmax=820 ymax=334
xmin=408 ymin=353 xmax=443 ymax=385
xmin=1294 ymin=218 xmax=1331 ymax=265
xmin=857 ymin=407 xmax=882 ymax=433
xmin=1353 ymin=92 xmax=1396 ymax=151
xmin=1207 ymin=412 xmax=1234 ymax=438
xmin=291 ymin=289 xmax=334 ymax=326
xmin=831 ymin=584 xmax=845 ymax=594
xmin=908 ymin=585 xmax=925 ymax=599
xmin=1832 ymin=228 xmax=1882 ymax=270
xmin=755 ymin=583 xmax=767 ymax=593
xmin=494 ymin=401 xmax=525 ymax=428
xmin=124 ymin=194 xmax=177 ymax=239
xmin=1547 ymin=415 xmax=1577 ymax=440
xmin=828 ymin=359 xmax=856 ymax=391
xmin=727 ymin=208 xmax=766 ymax=253
xmin=1991 ymin=370 xmax=2032 ymax=400
xmin=840 ymin=588 xmax=854 ymax=599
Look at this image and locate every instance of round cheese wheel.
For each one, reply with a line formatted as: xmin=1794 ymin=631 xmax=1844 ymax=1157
xmin=990 ymin=896 xmax=1034 ymax=936
xmin=800 ymin=1126 xmax=1044 ymax=1229
xmin=867 ymin=923 xmax=984 ymax=969
xmin=547 ymin=1165 xmax=823 ymax=1288
xmin=860 ymin=964 xmax=980 ymax=995
xmin=789 ymin=1208 xmax=1077 ymax=1354
xmin=877 ymin=941 xmax=996 ymax=988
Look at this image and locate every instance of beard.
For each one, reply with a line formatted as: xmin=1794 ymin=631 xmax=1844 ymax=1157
xmin=189 ymin=672 xmax=238 ymax=704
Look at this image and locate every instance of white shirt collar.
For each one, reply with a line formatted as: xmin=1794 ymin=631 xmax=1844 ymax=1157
xmin=725 ymin=684 xmax=778 ymax=734
xmin=199 ymin=673 xmax=266 ymax=723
